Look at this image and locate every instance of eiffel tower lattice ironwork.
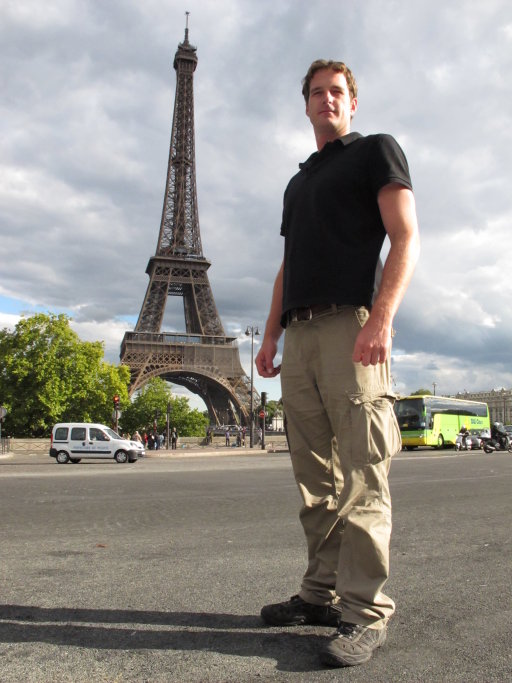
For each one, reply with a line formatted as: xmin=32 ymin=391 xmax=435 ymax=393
xmin=120 ymin=22 xmax=256 ymax=426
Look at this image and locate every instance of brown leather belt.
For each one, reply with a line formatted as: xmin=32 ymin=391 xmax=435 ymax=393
xmin=285 ymin=303 xmax=340 ymax=324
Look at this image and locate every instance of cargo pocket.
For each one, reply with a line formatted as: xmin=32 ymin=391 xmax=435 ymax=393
xmin=348 ymin=393 xmax=402 ymax=466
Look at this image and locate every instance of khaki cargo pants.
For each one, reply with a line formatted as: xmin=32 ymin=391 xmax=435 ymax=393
xmin=280 ymin=306 xmax=401 ymax=629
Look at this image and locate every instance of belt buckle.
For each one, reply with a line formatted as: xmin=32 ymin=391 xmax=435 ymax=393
xmin=289 ymin=306 xmax=314 ymax=323
xmin=296 ymin=307 xmax=313 ymax=322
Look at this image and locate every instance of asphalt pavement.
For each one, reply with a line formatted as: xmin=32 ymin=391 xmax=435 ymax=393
xmin=0 ymin=448 xmax=511 ymax=682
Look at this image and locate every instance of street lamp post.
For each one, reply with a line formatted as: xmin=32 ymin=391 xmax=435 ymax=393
xmin=166 ymin=401 xmax=171 ymax=449
xmin=245 ymin=325 xmax=260 ymax=448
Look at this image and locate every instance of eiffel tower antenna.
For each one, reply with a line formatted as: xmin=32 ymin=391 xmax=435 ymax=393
xmin=120 ymin=21 xmax=256 ymax=427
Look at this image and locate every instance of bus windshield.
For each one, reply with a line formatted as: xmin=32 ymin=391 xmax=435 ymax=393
xmin=394 ymin=398 xmax=425 ymax=429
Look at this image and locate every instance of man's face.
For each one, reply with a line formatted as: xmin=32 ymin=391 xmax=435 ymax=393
xmin=305 ymin=68 xmax=357 ymax=139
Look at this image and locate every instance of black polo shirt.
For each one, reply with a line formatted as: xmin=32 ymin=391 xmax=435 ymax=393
xmin=280 ymin=132 xmax=413 ymax=322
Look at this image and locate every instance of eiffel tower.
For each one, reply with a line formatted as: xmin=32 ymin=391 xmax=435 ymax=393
xmin=120 ymin=19 xmax=256 ymax=426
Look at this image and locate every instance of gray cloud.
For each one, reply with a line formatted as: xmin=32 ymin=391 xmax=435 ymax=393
xmin=1 ymin=0 xmax=512 ymax=407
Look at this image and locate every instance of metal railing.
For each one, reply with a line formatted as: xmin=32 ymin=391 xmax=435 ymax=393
xmin=3 ymin=439 xmax=48 ymax=453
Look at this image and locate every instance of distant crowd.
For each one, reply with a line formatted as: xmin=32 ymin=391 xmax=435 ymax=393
xmin=205 ymin=425 xmax=263 ymax=447
xmin=120 ymin=428 xmax=179 ymax=450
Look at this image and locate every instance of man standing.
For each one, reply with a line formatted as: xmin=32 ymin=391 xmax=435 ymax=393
xmin=255 ymin=60 xmax=419 ymax=668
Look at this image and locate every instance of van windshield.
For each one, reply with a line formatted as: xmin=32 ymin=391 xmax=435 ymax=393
xmin=106 ymin=428 xmax=122 ymax=439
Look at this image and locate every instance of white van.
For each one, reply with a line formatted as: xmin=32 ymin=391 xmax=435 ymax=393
xmin=49 ymin=423 xmax=144 ymax=464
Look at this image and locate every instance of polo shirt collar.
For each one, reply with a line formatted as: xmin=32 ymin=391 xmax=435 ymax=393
xmin=335 ymin=131 xmax=362 ymax=146
xmin=299 ymin=132 xmax=362 ymax=170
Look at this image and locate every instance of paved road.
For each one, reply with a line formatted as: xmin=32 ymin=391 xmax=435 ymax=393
xmin=0 ymin=449 xmax=511 ymax=682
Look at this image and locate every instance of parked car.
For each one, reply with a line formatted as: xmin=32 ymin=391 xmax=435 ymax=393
xmin=49 ymin=423 xmax=143 ymax=464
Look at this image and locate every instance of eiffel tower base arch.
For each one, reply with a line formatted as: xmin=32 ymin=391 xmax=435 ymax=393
xmin=121 ymin=331 xmax=255 ymax=426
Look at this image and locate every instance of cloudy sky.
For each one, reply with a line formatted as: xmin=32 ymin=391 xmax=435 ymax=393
xmin=1 ymin=0 xmax=511 ymax=409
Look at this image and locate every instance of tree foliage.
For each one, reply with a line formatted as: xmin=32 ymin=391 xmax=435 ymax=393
xmin=263 ymin=399 xmax=282 ymax=426
xmin=120 ymin=377 xmax=208 ymax=437
xmin=0 ymin=313 xmax=130 ymax=436
xmin=411 ymin=389 xmax=433 ymax=396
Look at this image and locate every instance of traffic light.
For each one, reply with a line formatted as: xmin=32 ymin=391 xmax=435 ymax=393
xmin=113 ymin=395 xmax=120 ymax=410
xmin=261 ymin=391 xmax=267 ymax=406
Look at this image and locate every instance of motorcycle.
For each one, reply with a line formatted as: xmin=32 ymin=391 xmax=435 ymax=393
xmin=480 ymin=428 xmax=512 ymax=453
xmin=454 ymin=431 xmax=472 ymax=451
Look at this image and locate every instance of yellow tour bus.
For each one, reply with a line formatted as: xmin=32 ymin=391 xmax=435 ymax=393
xmin=394 ymin=394 xmax=490 ymax=450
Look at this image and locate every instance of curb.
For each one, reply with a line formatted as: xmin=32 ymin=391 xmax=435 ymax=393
xmin=144 ymin=448 xmax=277 ymax=458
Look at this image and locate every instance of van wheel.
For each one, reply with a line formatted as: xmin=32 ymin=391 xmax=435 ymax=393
xmin=56 ymin=451 xmax=69 ymax=464
xmin=70 ymin=458 xmax=81 ymax=464
xmin=115 ymin=450 xmax=128 ymax=463
xmin=437 ymin=435 xmax=444 ymax=448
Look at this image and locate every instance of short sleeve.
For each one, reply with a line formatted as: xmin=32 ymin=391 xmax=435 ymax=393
xmin=367 ymin=134 xmax=413 ymax=196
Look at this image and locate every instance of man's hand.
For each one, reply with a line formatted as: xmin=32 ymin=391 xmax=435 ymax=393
xmin=255 ymin=338 xmax=281 ymax=377
xmin=352 ymin=316 xmax=392 ymax=366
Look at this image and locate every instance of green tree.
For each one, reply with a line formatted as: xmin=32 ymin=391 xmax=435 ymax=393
xmin=167 ymin=395 xmax=209 ymax=437
xmin=411 ymin=389 xmax=433 ymax=396
xmin=0 ymin=313 xmax=130 ymax=436
xmin=120 ymin=377 xmax=208 ymax=438
xmin=263 ymin=399 xmax=282 ymax=427
xmin=120 ymin=377 xmax=171 ymax=435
